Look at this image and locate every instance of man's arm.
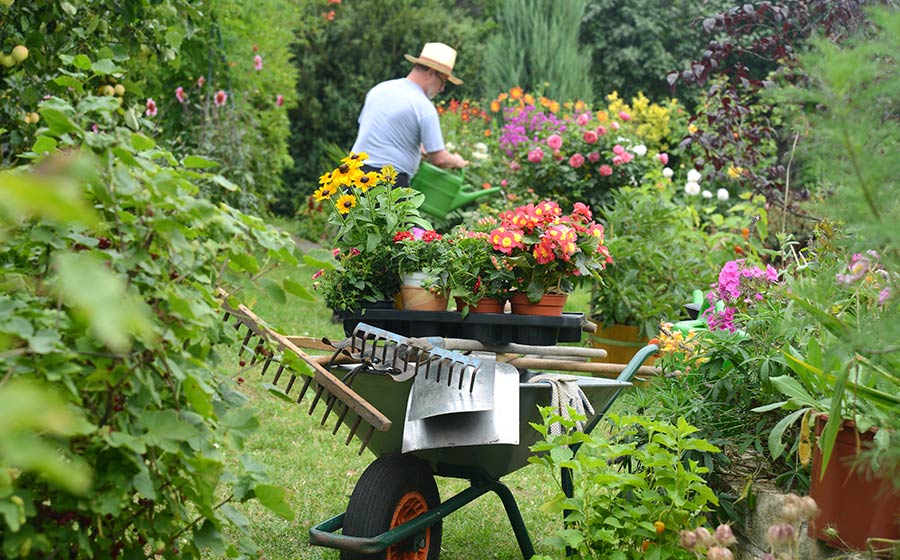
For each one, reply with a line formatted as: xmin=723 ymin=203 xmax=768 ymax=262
xmin=426 ymin=149 xmax=469 ymax=170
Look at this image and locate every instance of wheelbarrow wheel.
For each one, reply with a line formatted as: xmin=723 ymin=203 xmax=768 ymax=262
xmin=342 ymin=453 xmax=441 ymax=560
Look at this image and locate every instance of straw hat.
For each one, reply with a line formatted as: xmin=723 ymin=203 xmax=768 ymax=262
xmin=404 ymin=42 xmax=462 ymax=85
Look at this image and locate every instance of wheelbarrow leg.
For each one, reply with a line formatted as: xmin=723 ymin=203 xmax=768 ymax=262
xmin=482 ymin=478 xmax=535 ymax=560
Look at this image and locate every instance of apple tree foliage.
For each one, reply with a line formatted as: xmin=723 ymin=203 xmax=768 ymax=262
xmin=0 ymin=82 xmax=311 ymax=556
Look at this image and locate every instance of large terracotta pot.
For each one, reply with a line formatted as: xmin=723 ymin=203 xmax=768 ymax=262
xmin=589 ymin=323 xmax=655 ymax=365
xmin=453 ymin=296 xmax=505 ymax=314
xmin=509 ymin=292 xmax=567 ymax=316
xmin=808 ymin=414 xmax=900 ymax=552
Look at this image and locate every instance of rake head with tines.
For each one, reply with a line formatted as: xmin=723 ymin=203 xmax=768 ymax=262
xmin=348 ymin=323 xmax=483 ymax=393
xmin=217 ymin=290 xmax=391 ymax=455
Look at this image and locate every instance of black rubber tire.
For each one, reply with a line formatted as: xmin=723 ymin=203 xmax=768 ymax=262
xmin=340 ymin=454 xmax=442 ymax=560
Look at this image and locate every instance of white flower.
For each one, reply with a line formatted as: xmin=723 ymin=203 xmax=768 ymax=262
xmin=702 ymin=190 xmax=713 ymax=199
xmin=472 ymin=151 xmax=488 ymax=160
xmin=632 ymin=144 xmax=647 ymax=157
xmin=662 ymin=167 xmax=674 ymax=178
xmin=474 ymin=142 xmax=488 ymax=152
xmin=687 ymin=169 xmax=702 ymax=183
xmin=717 ymin=188 xmax=730 ymax=201
xmin=685 ymin=182 xmax=701 ymax=196
xmin=446 ymin=142 xmax=456 ymax=151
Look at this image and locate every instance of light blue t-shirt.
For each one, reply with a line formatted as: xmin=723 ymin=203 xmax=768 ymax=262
xmin=351 ymin=78 xmax=445 ymax=177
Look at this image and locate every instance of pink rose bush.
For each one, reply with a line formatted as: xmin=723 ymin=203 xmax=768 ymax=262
xmin=497 ymin=100 xmax=669 ymax=209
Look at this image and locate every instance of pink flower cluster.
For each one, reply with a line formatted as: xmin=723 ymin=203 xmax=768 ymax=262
xmin=705 ymin=259 xmax=779 ymax=332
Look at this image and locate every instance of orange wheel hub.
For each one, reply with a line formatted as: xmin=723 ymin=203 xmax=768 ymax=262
xmin=386 ymin=491 xmax=430 ymax=560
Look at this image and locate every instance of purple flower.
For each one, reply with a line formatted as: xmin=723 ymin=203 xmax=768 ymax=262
xmin=879 ymin=288 xmax=891 ymax=305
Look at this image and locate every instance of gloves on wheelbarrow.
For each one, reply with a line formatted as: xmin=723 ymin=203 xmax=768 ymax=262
xmin=527 ymin=374 xmax=595 ymax=436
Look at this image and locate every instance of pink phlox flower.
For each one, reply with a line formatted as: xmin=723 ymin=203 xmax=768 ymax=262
xmin=145 ymin=98 xmax=158 ymax=117
xmin=598 ymin=164 xmax=612 ymax=176
xmin=716 ymin=260 xmax=743 ymax=301
xmin=568 ymin=153 xmax=585 ymax=168
xmin=576 ymin=113 xmax=590 ymax=126
xmin=754 ymin=293 xmax=764 ymax=300
xmin=175 ymin=86 xmax=187 ymax=103
xmin=214 ymin=90 xmax=228 ymax=107
xmin=706 ymin=306 xmax=737 ymax=332
xmin=546 ymin=134 xmax=563 ymax=150
xmin=527 ymin=147 xmax=544 ymax=163
xmin=765 ymin=265 xmax=779 ymax=282
xmin=879 ymin=288 xmax=891 ymax=305
xmin=276 ymin=94 xmax=284 ymax=106
xmin=657 ymin=152 xmax=669 ymax=165
xmin=587 ymin=152 xmax=600 ymax=163
xmin=254 ymin=55 xmax=263 ymax=71
xmin=583 ymin=130 xmax=598 ymax=144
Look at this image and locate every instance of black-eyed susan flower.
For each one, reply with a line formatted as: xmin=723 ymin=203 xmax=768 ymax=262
xmin=353 ymin=171 xmax=380 ymax=192
xmin=314 ymin=184 xmax=337 ymax=201
xmin=335 ymin=193 xmax=357 ymax=214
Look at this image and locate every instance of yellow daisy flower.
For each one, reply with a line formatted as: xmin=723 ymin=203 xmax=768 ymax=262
xmin=353 ymin=171 xmax=380 ymax=192
xmin=335 ymin=193 xmax=357 ymax=214
xmin=332 ymin=162 xmax=363 ymax=187
xmin=380 ymin=164 xmax=398 ymax=186
xmin=341 ymin=151 xmax=368 ymax=168
xmin=314 ymin=184 xmax=337 ymax=201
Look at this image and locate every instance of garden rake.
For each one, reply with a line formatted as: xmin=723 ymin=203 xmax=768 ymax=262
xmin=218 ymin=290 xmax=391 ymax=455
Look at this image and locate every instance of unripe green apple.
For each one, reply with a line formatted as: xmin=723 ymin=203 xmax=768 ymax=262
xmin=0 ymin=54 xmax=15 ymax=68
xmin=0 ymin=0 xmax=14 ymax=8
xmin=11 ymin=45 xmax=28 ymax=63
xmin=114 ymin=84 xmax=125 ymax=96
xmin=100 ymin=85 xmax=115 ymax=96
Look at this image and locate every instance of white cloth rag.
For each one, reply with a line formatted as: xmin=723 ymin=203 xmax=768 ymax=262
xmin=527 ymin=374 xmax=595 ymax=435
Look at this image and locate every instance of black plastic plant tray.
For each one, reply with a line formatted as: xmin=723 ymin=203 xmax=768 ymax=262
xmin=340 ymin=309 xmax=584 ymax=346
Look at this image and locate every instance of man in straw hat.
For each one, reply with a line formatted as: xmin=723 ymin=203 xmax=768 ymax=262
xmin=351 ymin=42 xmax=468 ymax=186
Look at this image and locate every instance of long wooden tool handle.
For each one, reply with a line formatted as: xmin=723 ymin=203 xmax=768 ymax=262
xmin=218 ymin=291 xmax=391 ymax=432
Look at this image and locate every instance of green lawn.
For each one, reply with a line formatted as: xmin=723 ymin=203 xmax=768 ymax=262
xmin=225 ymin=242 xmax=617 ymax=559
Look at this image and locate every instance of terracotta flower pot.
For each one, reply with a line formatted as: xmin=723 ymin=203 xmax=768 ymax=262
xmin=808 ymin=414 xmax=900 ymax=551
xmin=400 ymin=285 xmax=447 ymax=311
xmin=453 ymin=296 xmax=505 ymax=314
xmin=509 ymin=292 xmax=567 ymax=316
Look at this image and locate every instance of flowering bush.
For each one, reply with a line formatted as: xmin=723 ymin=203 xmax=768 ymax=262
xmin=391 ymin=228 xmax=453 ymax=292
xmin=704 ymin=259 xmax=780 ymax=332
xmin=488 ymin=200 xmax=611 ymax=302
xmin=490 ymin=87 xmax=674 ymax=208
xmin=311 ymin=152 xmax=431 ymax=309
xmin=444 ymin=229 xmax=516 ymax=307
xmin=655 ymin=322 xmax=707 ymax=375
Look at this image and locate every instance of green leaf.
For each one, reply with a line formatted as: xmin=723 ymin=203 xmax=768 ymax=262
xmin=183 ymin=155 xmax=220 ymax=169
xmin=39 ymin=108 xmax=81 ymax=136
xmin=229 ymin=252 xmax=260 ymax=275
xmin=31 ymin=136 xmax=58 ymax=154
xmin=263 ymin=383 xmax=294 ymax=403
xmin=72 ymin=54 xmax=92 ymax=70
xmin=55 ymin=253 xmax=156 ymax=352
xmin=769 ymin=375 xmax=820 ymax=409
xmin=131 ymin=133 xmax=156 ymax=151
xmin=52 ymin=75 xmax=84 ymax=95
xmin=212 ymin=175 xmax=238 ymax=192
xmin=283 ymin=279 xmax=314 ymax=301
xmin=90 ymin=59 xmax=123 ymax=75
xmin=767 ymin=408 xmax=809 ymax=460
xmin=253 ymin=484 xmax=294 ymax=520
xmin=259 ymin=278 xmax=285 ymax=304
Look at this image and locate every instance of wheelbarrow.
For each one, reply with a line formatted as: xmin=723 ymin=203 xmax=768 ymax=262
xmin=410 ymin=162 xmax=501 ymax=219
xmin=218 ymin=292 xmax=658 ymax=560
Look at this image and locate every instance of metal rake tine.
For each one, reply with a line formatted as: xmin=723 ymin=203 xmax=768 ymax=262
xmin=285 ymin=374 xmax=297 ymax=395
xmin=357 ymin=425 xmax=375 ymax=456
xmin=332 ymin=403 xmax=351 ymax=435
xmin=458 ymin=363 xmax=467 ymax=391
xmin=468 ymin=364 xmax=479 ymax=393
xmin=272 ymin=364 xmax=285 ymax=385
xmin=222 ymin=311 xmax=231 ymax=323
xmin=296 ymin=376 xmax=313 ymax=403
xmin=307 ymin=383 xmax=326 ymax=415
xmin=260 ymin=356 xmax=273 ymax=377
xmin=238 ymin=330 xmax=253 ymax=358
xmin=319 ymin=391 xmax=339 ymax=426
xmin=345 ymin=416 xmax=362 ymax=446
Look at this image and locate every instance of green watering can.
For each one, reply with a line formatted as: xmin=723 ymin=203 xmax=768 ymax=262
xmin=410 ymin=162 xmax=501 ymax=219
